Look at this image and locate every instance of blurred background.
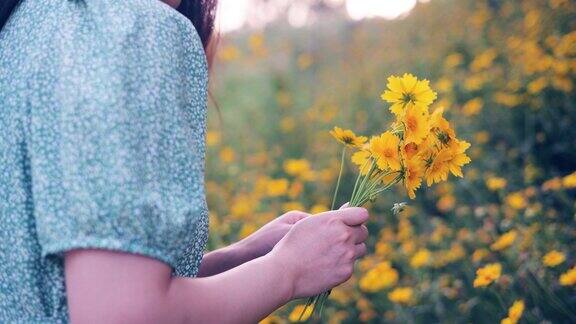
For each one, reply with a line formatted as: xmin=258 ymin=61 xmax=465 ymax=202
xmin=204 ymin=0 xmax=576 ymax=322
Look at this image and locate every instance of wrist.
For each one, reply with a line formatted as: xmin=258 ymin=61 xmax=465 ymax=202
xmin=233 ymin=236 xmax=263 ymax=261
xmin=263 ymin=249 xmax=297 ymax=302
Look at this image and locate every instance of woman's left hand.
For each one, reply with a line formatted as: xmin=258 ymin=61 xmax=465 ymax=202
xmin=239 ymin=210 xmax=310 ymax=259
xmin=197 ymin=210 xmax=310 ymax=277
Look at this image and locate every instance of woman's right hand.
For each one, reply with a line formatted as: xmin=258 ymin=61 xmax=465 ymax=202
xmin=269 ymin=207 xmax=369 ymax=299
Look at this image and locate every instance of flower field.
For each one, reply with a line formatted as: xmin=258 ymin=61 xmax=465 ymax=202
xmin=205 ymin=0 xmax=576 ymax=322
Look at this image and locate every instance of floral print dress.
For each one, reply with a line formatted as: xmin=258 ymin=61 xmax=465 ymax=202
xmin=0 ymin=0 xmax=209 ymax=322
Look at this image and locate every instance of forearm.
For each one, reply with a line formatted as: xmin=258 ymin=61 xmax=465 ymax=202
xmin=65 ymin=250 xmax=294 ymax=324
xmin=197 ymin=239 xmax=261 ymax=277
xmin=169 ymin=252 xmax=293 ymax=323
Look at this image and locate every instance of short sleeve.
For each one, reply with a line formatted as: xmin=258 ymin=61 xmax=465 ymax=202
xmin=26 ymin=2 xmax=209 ymax=274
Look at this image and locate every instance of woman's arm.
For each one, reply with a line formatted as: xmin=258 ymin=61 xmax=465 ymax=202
xmin=197 ymin=211 xmax=310 ymax=277
xmin=65 ymin=208 xmax=369 ymax=324
xmin=65 ymin=249 xmax=292 ymax=324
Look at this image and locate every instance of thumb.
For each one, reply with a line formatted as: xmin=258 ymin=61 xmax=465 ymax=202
xmin=339 ymin=202 xmax=350 ymax=210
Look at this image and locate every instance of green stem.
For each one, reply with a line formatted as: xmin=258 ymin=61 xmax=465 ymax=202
xmin=351 ymin=161 xmax=376 ymax=206
xmin=527 ymin=270 xmax=576 ymax=321
xmin=354 ymin=175 xmax=402 ymax=207
xmin=299 ymin=295 xmax=316 ymax=321
xmin=355 ymin=171 xmax=399 ymax=204
xmin=331 ymin=147 xmax=347 ymax=210
xmin=490 ymin=287 xmax=507 ymax=312
xmin=350 ymin=157 xmax=370 ymax=207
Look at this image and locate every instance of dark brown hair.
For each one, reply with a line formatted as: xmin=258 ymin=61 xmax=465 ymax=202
xmin=0 ymin=0 xmax=20 ymax=31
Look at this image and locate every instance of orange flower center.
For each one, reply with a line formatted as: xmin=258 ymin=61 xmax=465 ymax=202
xmin=406 ymin=116 xmax=418 ymax=132
xmin=383 ymin=148 xmax=395 ymax=158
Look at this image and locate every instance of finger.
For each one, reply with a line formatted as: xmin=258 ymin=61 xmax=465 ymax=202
xmin=339 ymin=202 xmax=350 ymax=210
xmin=354 ymin=243 xmax=367 ymax=258
xmin=351 ymin=224 xmax=369 ymax=244
xmin=285 ymin=210 xmax=310 ymax=224
xmin=336 ymin=207 xmax=368 ymax=226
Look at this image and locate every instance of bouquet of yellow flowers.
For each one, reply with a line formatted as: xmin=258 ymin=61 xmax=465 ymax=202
xmin=301 ymin=73 xmax=472 ymax=320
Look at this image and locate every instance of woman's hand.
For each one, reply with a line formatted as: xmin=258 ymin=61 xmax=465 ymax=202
xmin=197 ymin=210 xmax=310 ymax=277
xmin=268 ymin=207 xmax=369 ymax=299
xmin=239 ymin=210 xmax=310 ymax=259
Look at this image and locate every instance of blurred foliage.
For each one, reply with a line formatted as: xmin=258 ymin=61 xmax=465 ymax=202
xmin=205 ymin=0 xmax=576 ymax=322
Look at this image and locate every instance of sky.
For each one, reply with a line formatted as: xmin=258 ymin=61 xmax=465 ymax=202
xmin=217 ymin=0 xmax=423 ymax=32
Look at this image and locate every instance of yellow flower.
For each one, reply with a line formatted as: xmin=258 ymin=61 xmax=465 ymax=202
xmin=248 ymin=33 xmax=267 ymax=56
xmin=473 ymin=263 xmax=502 ymax=287
xmin=388 ymin=287 xmax=414 ymax=305
xmin=370 ymin=132 xmax=401 ymax=171
xmin=283 ymin=159 xmax=315 ymax=181
xmin=494 ymin=92 xmax=522 ymax=107
xmin=266 ymin=179 xmax=289 ymax=197
xmin=218 ymin=45 xmax=241 ymax=61
xmin=219 ymin=147 xmax=236 ymax=163
xmin=401 ymin=142 xmax=420 ymax=160
xmin=560 ymin=266 xmax=576 ymax=286
xmin=543 ymin=250 xmax=566 ymax=267
xmin=501 ymin=300 xmax=524 ymax=324
xmin=437 ymin=194 xmax=456 ymax=212
xmin=425 ymin=148 xmax=452 ymax=186
xmin=542 ymin=177 xmax=562 ymax=191
xmin=491 ymin=230 xmax=517 ymax=251
xmin=375 ymin=242 xmax=393 ymax=257
xmin=401 ymin=103 xmax=430 ymax=145
xmin=238 ymin=223 xmax=257 ymax=239
xmin=424 ymin=139 xmax=471 ymax=186
xmin=330 ymin=127 xmax=367 ymax=148
xmin=381 ymin=73 xmax=437 ymax=117
xmin=474 ymin=131 xmax=490 ymax=144
xmin=563 ymin=171 xmax=576 ymax=188
xmin=289 ymin=304 xmax=313 ymax=322
xmin=462 ymin=98 xmax=484 ymax=116
xmin=486 ymin=177 xmax=507 ymax=191
xmin=230 ymin=195 xmax=255 ymax=220
xmin=508 ymin=300 xmax=525 ymax=321
xmin=288 ymin=181 xmax=303 ymax=198
xmin=410 ymin=249 xmax=431 ymax=268
xmin=359 ymin=261 xmax=399 ymax=293
xmin=206 ymin=131 xmax=221 ymax=146
xmin=429 ymin=108 xmax=456 ymax=146
xmin=528 ymin=76 xmax=548 ymax=94
xmin=403 ymin=158 xmax=424 ymax=199
xmin=351 ymin=150 xmax=372 ymax=175
xmin=505 ymin=192 xmax=527 ymax=210
xmin=444 ymin=53 xmax=463 ymax=68
xmin=446 ymin=140 xmax=472 ymax=178
xmin=470 ymin=48 xmax=497 ymax=71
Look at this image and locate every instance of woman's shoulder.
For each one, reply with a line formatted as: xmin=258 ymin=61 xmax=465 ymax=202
xmin=1 ymin=0 xmax=207 ymax=75
xmin=0 ymin=0 xmax=208 ymax=121
xmin=96 ymin=1 xmax=209 ymax=71
xmin=102 ymin=0 xmax=202 ymax=43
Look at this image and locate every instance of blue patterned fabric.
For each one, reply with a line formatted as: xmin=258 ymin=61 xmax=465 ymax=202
xmin=0 ymin=0 xmax=209 ymax=322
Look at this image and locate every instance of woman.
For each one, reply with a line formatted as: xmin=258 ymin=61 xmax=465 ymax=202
xmin=0 ymin=0 xmax=369 ymax=323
